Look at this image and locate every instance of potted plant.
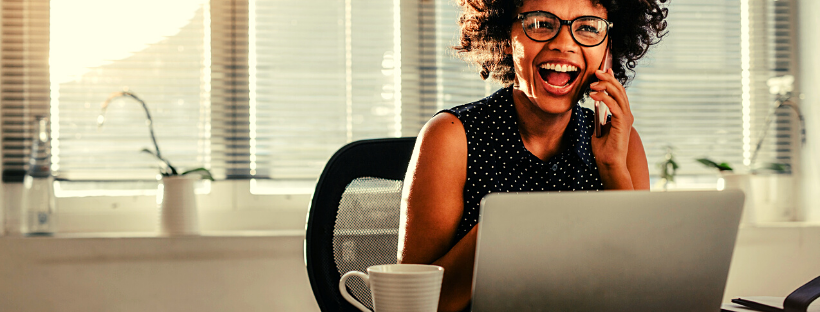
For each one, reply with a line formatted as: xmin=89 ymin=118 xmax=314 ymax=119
xmin=656 ymin=145 xmax=678 ymax=190
xmin=695 ymin=158 xmax=758 ymax=223
xmin=98 ymin=91 xmax=213 ymax=235
xmin=694 ymin=75 xmax=802 ymax=223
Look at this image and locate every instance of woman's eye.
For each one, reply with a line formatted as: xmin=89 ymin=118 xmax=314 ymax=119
xmin=576 ymin=25 xmax=600 ymax=34
xmin=528 ymin=21 xmax=555 ymax=31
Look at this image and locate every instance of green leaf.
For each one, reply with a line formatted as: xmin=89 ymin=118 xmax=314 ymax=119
xmin=141 ymin=148 xmax=178 ymax=175
xmin=696 ymin=158 xmax=718 ymax=168
xmin=717 ymin=162 xmax=733 ymax=171
xmin=758 ymin=163 xmax=789 ymax=173
xmin=696 ymin=158 xmax=733 ymax=171
xmin=141 ymin=148 xmax=158 ymax=158
xmin=181 ymin=168 xmax=215 ymax=181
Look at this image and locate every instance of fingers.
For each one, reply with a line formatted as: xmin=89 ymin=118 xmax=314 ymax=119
xmin=590 ymin=69 xmax=630 ymax=115
xmin=591 ymin=69 xmax=632 ymax=122
xmin=590 ymin=92 xmax=633 ymax=136
xmin=589 ymin=90 xmax=624 ymax=125
xmin=590 ymin=100 xmax=631 ymax=139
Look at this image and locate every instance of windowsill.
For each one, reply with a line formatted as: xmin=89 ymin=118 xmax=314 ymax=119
xmin=2 ymin=181 xmax=314 ymax=234
xmin=4 ymin=179 xmax=818 ymax=236
xmin=3 ymin=222 xmax=819 ymax=240
xmin=741 ymin=221 xmax=820 ymax=228
xmin=0 ymin=229 xmax=305 ymax=240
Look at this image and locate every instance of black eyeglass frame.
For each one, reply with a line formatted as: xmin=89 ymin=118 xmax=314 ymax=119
xmin=516 ymin=11 xmax=614 ymax=47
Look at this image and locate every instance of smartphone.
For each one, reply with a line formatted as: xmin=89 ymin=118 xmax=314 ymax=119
xmin=594 ymin=43 xmax=612 ymax=138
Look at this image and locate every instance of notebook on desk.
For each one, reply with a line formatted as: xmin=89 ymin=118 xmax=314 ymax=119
xmin=470 ymin=190 xmax=745 ymax=312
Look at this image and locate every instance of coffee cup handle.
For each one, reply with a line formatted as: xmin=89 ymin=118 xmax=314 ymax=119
xmin=339 ymin=271 xmax=372 ymax=312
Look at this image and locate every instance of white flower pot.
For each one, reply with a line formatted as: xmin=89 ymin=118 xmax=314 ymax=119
xmin=158 ymin=175 xmax=200 ymax=236
xmin=721 ymin=173 xmax=755 ymax=224
xmin=721 ymin=173 xmax=794 ymax=224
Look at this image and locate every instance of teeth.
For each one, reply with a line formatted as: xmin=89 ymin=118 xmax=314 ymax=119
xmin=540 ymin=63 xmax=578 ymax=73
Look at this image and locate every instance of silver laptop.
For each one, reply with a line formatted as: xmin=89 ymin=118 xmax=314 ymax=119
xmin=471 ymin=190 xmax=745 ymax=312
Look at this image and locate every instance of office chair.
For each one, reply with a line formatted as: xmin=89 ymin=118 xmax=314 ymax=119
xmin=305 ymin=137 xmax=417 ymax=312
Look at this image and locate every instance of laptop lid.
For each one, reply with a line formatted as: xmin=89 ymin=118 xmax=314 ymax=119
xmin=471 ymin=190 xmax=744 ymax=312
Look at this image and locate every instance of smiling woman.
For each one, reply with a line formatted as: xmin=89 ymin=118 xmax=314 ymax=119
xmin=397 ymin=0 xmax=668 ymax=311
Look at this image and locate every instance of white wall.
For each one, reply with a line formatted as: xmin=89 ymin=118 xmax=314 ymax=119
xmin=0 ymin=232 xmax=320 ymax=312
xmin=798 ymin=0 xmax=820 ymax=221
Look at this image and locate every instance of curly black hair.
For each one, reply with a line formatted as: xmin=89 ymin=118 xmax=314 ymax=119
xmin=455 ymin=0 xmax=669 ymax=88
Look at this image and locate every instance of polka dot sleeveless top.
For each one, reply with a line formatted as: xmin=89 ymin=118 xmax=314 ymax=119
xmin=439 ymin=86 xmax=605 ymax=241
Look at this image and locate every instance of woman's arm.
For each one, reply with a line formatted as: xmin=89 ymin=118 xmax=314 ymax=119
xmin=625 ymin=128 xmax=650 ymax=190
xmin=398 ymin=112 xmax=475 ymax=312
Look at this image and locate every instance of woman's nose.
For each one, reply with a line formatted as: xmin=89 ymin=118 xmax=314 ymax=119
xmin=546 ymin=24 xmax=577 ymax=53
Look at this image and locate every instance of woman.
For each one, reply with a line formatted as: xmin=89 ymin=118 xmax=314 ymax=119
xmin=398 ymin=0 xmax=668 ymax=311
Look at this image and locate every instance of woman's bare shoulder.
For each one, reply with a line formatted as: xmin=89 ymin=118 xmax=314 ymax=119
xmin=418 ymin=112 xmax=466 ymax=148
xmin=409 ymin=112 xmax=467 ymax=182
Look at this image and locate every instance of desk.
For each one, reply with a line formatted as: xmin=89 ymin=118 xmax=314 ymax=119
xmin=722 ymin=224 xmax=820 ymax=301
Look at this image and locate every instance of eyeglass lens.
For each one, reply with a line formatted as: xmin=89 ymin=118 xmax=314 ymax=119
xmin=522 ymin=12 xmax=609 ymax=46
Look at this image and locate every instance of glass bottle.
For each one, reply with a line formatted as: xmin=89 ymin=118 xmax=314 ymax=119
xmin=21 ymin=116 xmax=57 ymax=235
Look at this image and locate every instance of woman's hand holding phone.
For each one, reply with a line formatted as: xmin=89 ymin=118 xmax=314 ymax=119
xmin=589 ymin=66 xmax=634 ymax=172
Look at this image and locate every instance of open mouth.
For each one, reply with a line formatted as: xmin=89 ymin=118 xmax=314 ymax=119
xmin=538 ymin=63 xmax=581 ymax=89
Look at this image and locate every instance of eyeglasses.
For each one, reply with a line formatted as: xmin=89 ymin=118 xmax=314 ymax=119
xmin=517 ymin=11 xmax=613 ymax=47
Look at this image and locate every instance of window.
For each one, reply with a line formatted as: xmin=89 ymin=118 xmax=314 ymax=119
xmin=0 ymin=0 xmax=801 ymax=194
xmin=249 ymin=0 xmax=409 ymax=182
xmin=627 ymin=0 xmax=800 ymax=187
xmin=50 ymin=0 xmax=211 ymax=182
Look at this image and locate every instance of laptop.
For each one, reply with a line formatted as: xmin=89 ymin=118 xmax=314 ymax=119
xmin=471 ymin=190 xmax=745 ymax=312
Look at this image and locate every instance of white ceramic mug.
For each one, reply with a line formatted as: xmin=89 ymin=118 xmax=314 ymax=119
xmin=339 ymin=264 xmax=444 ymax=312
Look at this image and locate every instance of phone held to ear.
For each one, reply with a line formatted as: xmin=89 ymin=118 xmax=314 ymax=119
xmin=594 ymin=43 xmax=612 ymax=138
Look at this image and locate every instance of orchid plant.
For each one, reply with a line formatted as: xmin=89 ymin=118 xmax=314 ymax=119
xmin=748 ymin=75 xmax=803 ymax=173
xmin=98 ymin=91 xmax=214 ymax=180
xmin=696 ymin=75 xmax=801 ymax=175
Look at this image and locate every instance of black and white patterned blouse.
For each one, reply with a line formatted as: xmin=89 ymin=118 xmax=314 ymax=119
xmin=439 ymin=86 xmax=605 ymax=241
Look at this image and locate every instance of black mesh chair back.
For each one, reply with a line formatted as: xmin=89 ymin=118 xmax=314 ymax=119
xmin=305 ymin=137 xmax=417 ymax=312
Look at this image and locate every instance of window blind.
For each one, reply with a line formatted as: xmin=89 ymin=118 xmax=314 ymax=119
xmin=627 ymin=0 xmax=798 ymax=176
xmin=0 ymin=0 xmax=800 ymax=188
xmin=246 ymin=0 xmax=498 ymax=182
xmin=249 ymin=0 xmax=412 ymax=181
xmin=763 ymin=0 xmax=800 ymax=172
xmin=627 ymin=0 xmax=744 ymax=176
xmin=418 ymin=0 xmax=498 ymax=118
xmin=211 ymin=0 xmax=250 ymax=179
xmin=49 ymin=0 xmax=211 ymax=181
xmin=1 ymin=0 xmax=49 ymax=182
